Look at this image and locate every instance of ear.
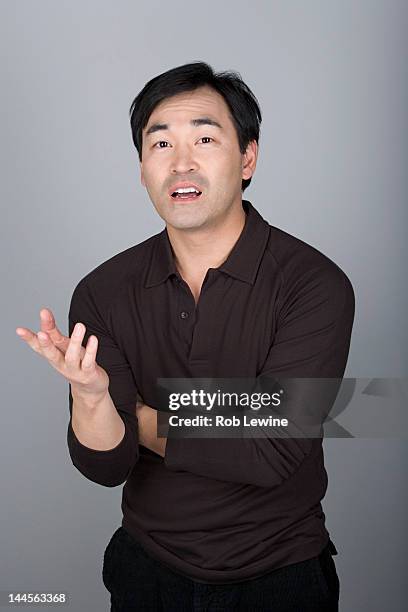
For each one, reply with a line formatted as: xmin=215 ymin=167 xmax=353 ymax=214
xmin=241 ymin=140 xmax=258 ymax=181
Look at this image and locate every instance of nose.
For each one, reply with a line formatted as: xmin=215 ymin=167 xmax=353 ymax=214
xmin=170 ymin=144 xmax=199 ymax=175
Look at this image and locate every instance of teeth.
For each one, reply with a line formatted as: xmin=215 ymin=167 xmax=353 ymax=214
xmin=174 ymin=187 xmax=200 ymax=194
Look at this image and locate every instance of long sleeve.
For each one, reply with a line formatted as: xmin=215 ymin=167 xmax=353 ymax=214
xmin=67 ymin=279 xmax=140 ymax=487
xmin=164 ymin=263 xmax=355 ymax=487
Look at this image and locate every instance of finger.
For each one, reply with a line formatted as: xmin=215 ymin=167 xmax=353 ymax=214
xmin=81 ymin=335 xmax=98 ymax=371
xmin=16 ymin=327 xmax=44 ymax=354
xmin=37 ymin=331 xmax=65 ymax=370
xmin=40 ymin=308 xmax=70 ymax=352
xmin=65 ymin=322 xmax=86 ymax=371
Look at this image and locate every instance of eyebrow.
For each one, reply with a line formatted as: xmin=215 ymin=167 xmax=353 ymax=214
xmin=145 ymin=116 xmax=223 ymax=137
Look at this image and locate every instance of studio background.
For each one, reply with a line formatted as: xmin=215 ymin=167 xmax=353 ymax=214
xmin=1 ymin=1 xmax=407 ymax=610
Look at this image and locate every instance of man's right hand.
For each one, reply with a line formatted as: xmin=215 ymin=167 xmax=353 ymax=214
xmin=16 ymin=307 xmax=110 ymax=404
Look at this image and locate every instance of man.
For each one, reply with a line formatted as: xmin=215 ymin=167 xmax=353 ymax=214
xmin=16 ymin=61 xmax=355 ymax=611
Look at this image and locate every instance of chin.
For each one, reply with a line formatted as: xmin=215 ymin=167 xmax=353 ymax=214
xmin=157 ymin=203 xmax=210 ymax=230
xmin=166 ymin=216 xmax=209 ymax=231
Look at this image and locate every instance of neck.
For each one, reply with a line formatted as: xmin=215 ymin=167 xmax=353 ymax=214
xmin=166 ymin=201 xmax=246 ymax=281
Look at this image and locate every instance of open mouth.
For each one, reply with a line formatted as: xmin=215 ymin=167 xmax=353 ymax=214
xmin=170 ymin=189 xmax=203 ymax=201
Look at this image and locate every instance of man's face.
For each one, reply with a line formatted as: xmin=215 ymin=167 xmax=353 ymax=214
xmin=140 ymin=86 xmax=257 ymax=231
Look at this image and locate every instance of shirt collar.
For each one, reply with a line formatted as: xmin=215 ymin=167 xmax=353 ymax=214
xmin=144 ymin=200 xmax=271 ymax=288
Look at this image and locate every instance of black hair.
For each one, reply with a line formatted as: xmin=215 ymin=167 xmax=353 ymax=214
xmin=129 ymin=61 xmax=262 ymax=192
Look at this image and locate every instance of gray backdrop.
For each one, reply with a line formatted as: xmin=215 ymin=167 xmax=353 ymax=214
xmin=1 ymin=1 xmax=407 ymax=610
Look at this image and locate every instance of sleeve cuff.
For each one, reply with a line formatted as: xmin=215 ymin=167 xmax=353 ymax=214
xmin=67 ymin=413 xmax=139 ymax=486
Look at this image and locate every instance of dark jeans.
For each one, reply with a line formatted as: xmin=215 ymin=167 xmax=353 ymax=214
xmin=102 ymin=526 xmax=340 ymax=611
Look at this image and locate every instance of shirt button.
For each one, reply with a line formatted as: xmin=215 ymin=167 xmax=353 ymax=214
xmin=180 ymin=311 xmax=189 ymax=319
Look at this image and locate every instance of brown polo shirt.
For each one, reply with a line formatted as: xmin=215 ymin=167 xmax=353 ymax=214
xmin=67 ymin=199 xmax=355 ymax=584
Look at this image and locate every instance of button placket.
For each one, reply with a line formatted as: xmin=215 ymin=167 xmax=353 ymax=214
xmin=174 ymin=277 xmax=195 ymax=349
xmin=187 ymin=271 xmax=218 ymax=365
xmin=174 ymin=269 xmax=218 ymax=364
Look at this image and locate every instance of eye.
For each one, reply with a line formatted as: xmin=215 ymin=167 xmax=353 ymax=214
xmin=153 ymin=140 xmax=170 ymax=149
xmin=199 ymin=137 xmax=214 ymax=144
